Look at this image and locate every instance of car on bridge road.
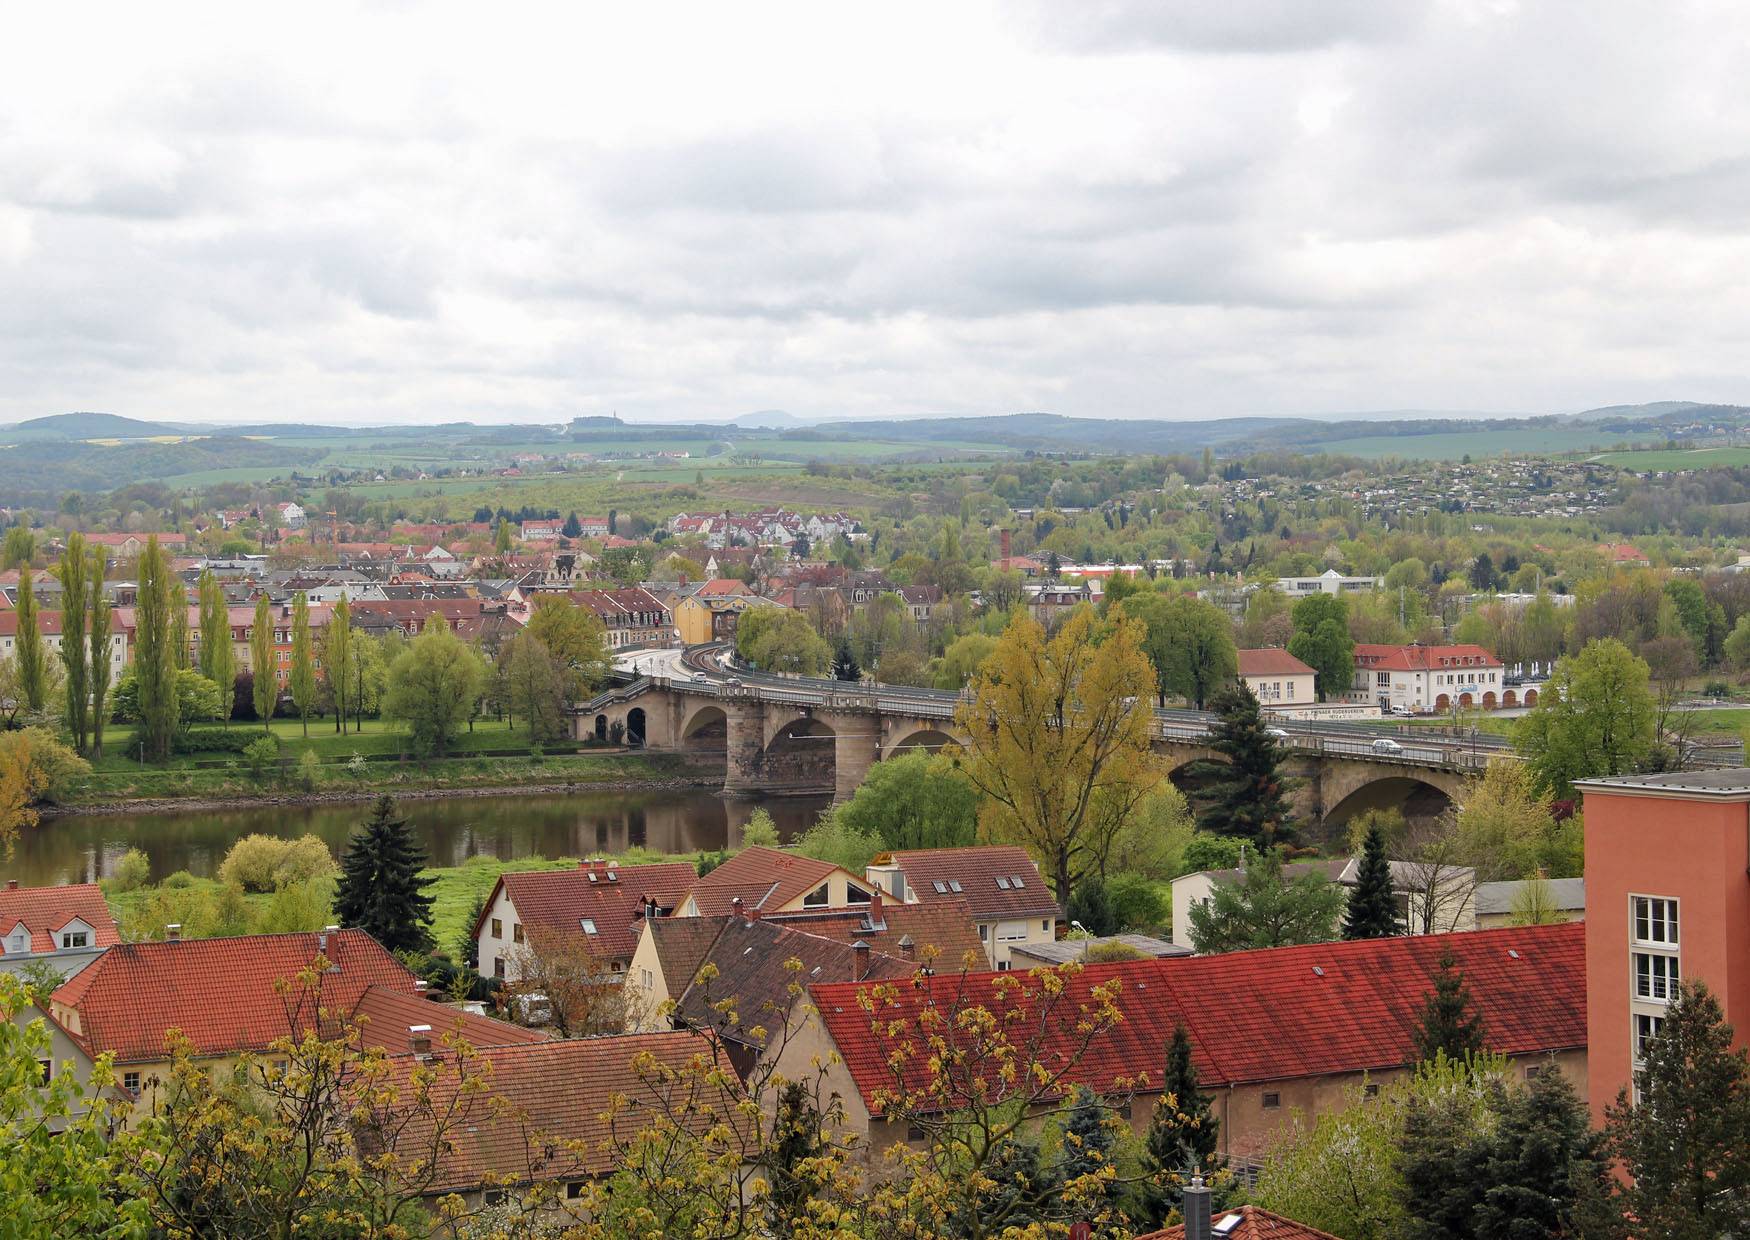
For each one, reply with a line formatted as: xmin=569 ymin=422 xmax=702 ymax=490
xmin=1371 ymin=737 xmax=1404 ymax=754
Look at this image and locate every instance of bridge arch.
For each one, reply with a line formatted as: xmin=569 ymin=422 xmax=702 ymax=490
xmin=883 ymin=727 xmax=958 ymax=760
xmin=625 ymin=707 xmax=647 ymax=748
xmin=679 ymin=704 xmax=728 ymax=772
xmin=763 ymin=715 xmax=838 ymax=794
xmin=1323 ymin=774 xmax=1457 ymax=829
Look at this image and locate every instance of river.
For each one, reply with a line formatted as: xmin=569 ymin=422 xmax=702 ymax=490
xmin=12 ymin=790 xmax=834 ymax=888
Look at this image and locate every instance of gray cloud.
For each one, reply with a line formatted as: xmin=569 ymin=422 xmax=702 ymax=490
xmin=1 ymin=2 xmax=1748 ymax=426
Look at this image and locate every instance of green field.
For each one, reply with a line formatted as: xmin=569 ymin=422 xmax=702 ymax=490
xmin=1590 ymin=445 xmax=1750 ymax=470
xmin=1316 ymin=426 xmax=1639 ymax=460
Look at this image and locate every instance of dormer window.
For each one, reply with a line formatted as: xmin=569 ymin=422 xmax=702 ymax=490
xmin=803 ymin=884 xmax=830 ymax=908
xmin=62 ymin=931 xmax=89 ymax=949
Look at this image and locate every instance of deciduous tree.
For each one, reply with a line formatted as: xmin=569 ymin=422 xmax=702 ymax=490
xmin=1516 ymin=637 xmax=1655 ymax=797
xmin=196 ymin=568 xmax=236 ymax=724
xmin=56 ymin=533 xmax=91 ymax=753
xmin=288 ymin=591 xmax=316 ymax=737
xmin=250 ymin=594 xmax=276 ymax=727
xmin=87 ymin=548 xmax=112 ymax=759
xmin=954 ymin=608 xmax=1160 ymax=904
xmin=322 ymin=595 xmax=353 ymax=734
xmin=12 ymin=568 xmax=46 ymax=712
xmin=835 ymin=750 xmax=979 ymax=852
xmin=133 ymin=535 xmax=181 ymax=761
xmin=381 ymin=614 xmax=487 ymax=757
xmin=525 ymin=595 xmax=612 ymax=701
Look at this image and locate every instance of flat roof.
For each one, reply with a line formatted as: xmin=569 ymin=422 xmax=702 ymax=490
xmin=1574 ymin=768 xmax=1750 ymax=799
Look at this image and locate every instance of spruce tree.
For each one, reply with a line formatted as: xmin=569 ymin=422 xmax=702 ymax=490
xmin=1413 ymin=949 xmax=1486 ymax=1064
xmin=334 ymin=796 xmax=435 ymax=954
xmin=1343 ymin=823 xmax=1399 ymax=939
xmin=1141 ymin=1024 xmax=1221 ymax=1224
xmin=1604 ymin=980 xmax=1750 ymax=1237
xmin=13 ymin=568 xmax=46 ymax=712
xmin=1066 ymin=877 xmax=1120 ymax=937
xmin=1186 ymin=681 xmax=1296 ymax=847
xmin=831 ymin=640 xmax=862 ymax=682
xmin=1055 ymin=1086 xmax=1124 ymax=1233
xmin=1474 ymin=1066 xmax=1607 ymax=1238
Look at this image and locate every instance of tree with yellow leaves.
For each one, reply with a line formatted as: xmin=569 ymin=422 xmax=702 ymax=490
xmin=954 ymin=607 xmax=1161 ymax=906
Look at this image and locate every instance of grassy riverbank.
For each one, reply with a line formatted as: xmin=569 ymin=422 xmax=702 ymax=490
xmin=103 ymin=847 xmax=716 ymax=953
xmin=62 ymin=718 xmax=708 ymax=806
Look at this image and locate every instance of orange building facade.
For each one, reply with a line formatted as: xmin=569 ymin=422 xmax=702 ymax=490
xmin=1577 ymin=770 xmax=1750 ymax=1123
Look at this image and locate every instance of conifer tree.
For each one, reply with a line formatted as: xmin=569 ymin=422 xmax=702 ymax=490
xmin=1343 ymin=823 xmax=1399 ymax=940
xmin=134 ymin=536 xmax=180 ymax=761
xmin=1474 ymin=1066 xmax=1607 ymax=1238
xmin=1141 ymin=1024 xmax=1222 ymax=1224
xmin=333 ymin=796 xmax=435 ymax=954
xmin=250 ymin=595 xmax=275 ymax=728
xmin=57 ymin=534 xmax=90 ymax=753
xmin=831 ymin=640 xmax=862 ymax=682
xmin=1055 ymin=1086 xmax=1124 ymax=1233
xmin=196 ymin=570 xmax=235 ymax=723
xmin=87 ymin=549 xmax=112 ymax=759
xmin=1604 ymin=980 xmax=1750 ymax=1236
xmin=1186 ymin=682 xmax=1296 ymax=847
xmin=13 ymin=568 xmax=46 ymax=712
xmin=1413 ymin=949 xmax=1486 ymax=1064
xmin=288 ymin=592 xmax=316 ymax=738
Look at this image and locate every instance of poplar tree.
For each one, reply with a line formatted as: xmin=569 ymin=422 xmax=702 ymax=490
xmin=134 ymin=536 xmax=180 ymax=760
xmin=87 ymin=549 xmax=112 ymax=759
xmin=197 ymin=570 xmax=235 ymax=723
xmin=250 ymin=595 xmax=275 ymax=729
xmin=171 ymin=580 xmax=191 ymax=671
xmin=334 ymin=796 xmax=435 ymax=954
xmin=13 ymin=568 xmax=46 ymax=712
xmin=1343 ymin=823 xmax=1399 ymax=940
xmin=324 ymin=596 xmax=353 ymax=734
xmin=58 ymin=533 xmax=91 ymax=753
xmin=289 ymin=592 xmax=316 ymax=738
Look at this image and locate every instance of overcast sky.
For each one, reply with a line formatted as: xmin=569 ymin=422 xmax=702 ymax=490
xmin=3 ymin=2 xmax=1748 ymax=427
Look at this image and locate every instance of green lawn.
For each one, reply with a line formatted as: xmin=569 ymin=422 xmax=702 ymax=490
xmin=1590 ymin=445 xmax=1750 ymax=470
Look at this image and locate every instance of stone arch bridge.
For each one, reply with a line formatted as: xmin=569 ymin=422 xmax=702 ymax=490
xmin=577 ymin=666 xmax=1499 ymax=829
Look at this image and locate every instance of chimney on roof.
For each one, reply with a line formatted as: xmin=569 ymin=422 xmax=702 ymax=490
xmin=1183 ymin=1171 xmax=1213 ymax=1240
xmin=868 ymin=888 xmax=882 ymax=923
xmin=414 ymin=979 xmax=428 ymax=993
xmin=165 ymin=923 xmax=181 ymax=941
xmin=408 ymin=1024 xmax=433 ymax=1057
xmin=319 ymin=924 xmax=339 ymax=951
xmin=4 ymin=879 xmax=15 ymax=890
xmin=852 ymin=939 xmax=872 ymax=982
xmin=898 ymin=934 xmax=915 ymax=962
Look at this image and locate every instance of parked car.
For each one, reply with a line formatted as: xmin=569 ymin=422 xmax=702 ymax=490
xmin=1371 ymin=737 xmax=1404 ymax=754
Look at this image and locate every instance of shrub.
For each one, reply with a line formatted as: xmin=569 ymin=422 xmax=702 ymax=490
xmin=0 ymin=728 xmax=92 ymax=804
xmin=161 ymin=871 xmax=197 ymax=890
xmin=1106 ymin=871 xmax=1170 ymax=932
xmin=254 ymin=879 xmax=334 ymax=934
xmin=1084 ymin=940 xmax=1147 ymax=963
xmin=1180 ymin=833 xmax=1246 ymax=875
xmin=217 ymin=833 xmax=335 ymax=893
xmin=740 ymin=809 xmax=781 ymax=849
xmin=242 ymin=735 xmax=281 ymax=782
xmin=294 ymin=748 xmax=320 ymax=792
xmin=171 ymin=730 xmax=256 ymax=755
xmin=109 ymin=849 xmax=152 ymax=893
xmin=793 ymin=808 xmax=883 ymax=873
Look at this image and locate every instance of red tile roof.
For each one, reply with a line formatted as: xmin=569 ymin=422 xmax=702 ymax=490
xmin=809 ymin=923 xmax=1584 ymax=1119
xmin=1236 ymin=648 xmax=1315 ymax=678
xmin=52 ymin=929 xmax=420 ymax=1063
xmin=878 ymin=846 xmax=1062 ymax=923
xmin=765 ymin=896 xmax=987 ymax=970
xmin=1352 ymin=642 xmax=1502 ymax=672
xmin=696 ymin=578 xmax=751 ymax=597
xmin=373 ymin=1031 xmax=711 ymax=1194
xmin=1138 ymin=1205 xmax=1343 ymax=1240
xmin=484 ymin=861 xmax=698 ymax=965
xmin=350 ymin=985 xmax=547 ymax=1052
xmin=683 ymin=847 xmax=858 ymax=917
xmin=0 ymin=881 xmax=119 ymax=955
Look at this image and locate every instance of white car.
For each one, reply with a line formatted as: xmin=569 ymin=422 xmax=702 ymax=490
xmin=1388 ymin=705 xmax=1414 ymax=718
xmin=1371 ymin=737 xmax=1403 ymax=754
xmin=1266 ymin=727 xmax=1291 ymax=740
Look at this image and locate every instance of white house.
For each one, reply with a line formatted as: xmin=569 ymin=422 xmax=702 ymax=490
xmin=1270 ymin=569 xmax=1383 ymax=596
xmin=1236 ymin=648 xmax=1316 ymax=707
xmin=1348 ymin=642 xmax=1505 ymax=712
xmin=1172 ymin=857 xmax=1477 ymax=947
xmin=279 ymin=503 xmax=307 ymax=530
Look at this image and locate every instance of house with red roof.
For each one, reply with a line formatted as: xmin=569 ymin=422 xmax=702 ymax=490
xmin=0 ymin=880 xmax=119 ymax=980
xmin=1236 ymin=648 xmax=1315 ymax=708
xmin=1348 ymin=641 xmax=1504 ymax=712
xmin=474 ymin=859 xmax=698 ymax=984
xmin=1597 ymin=542 xmax=1649 ymax=567
xmin=569 ymin=586 xmax=674 ymax=649
xmin=520 ymin=518 xmax=563 ymax=542
xmin=675 ymin=846 xmax=877 ymax=919
xmin=373 ymin=1030 xmax=711 ymax=1208
xmin=50 ymin=928 xmax=543 ymax=1104
xmin=774 ymin=923 xmax=1587 ymax=1170
xmin=864 ymin=846 xmax=1063 ymax=968
xmin=0 ymin=610 xmax=130 ymax=686
xmin=1138 ymin=1201 xmax=1341 ymax=1240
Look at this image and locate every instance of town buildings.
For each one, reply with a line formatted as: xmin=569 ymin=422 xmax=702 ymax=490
xmin=1236 ymin=648 xmax=1315 ymax=708
xmin=1348 ymin=642 xmax=1506 ymax=712
xmin=0 ymin=880 xmax=118 ymax=979
xmin=864 ymin=846 xmax=1062 ymax=968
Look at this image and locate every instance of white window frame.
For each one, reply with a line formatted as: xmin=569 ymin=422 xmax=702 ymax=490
xmin=1632 ymin=950 xmax=1679 ymax=1004
xmin=1630 ymin=895 xmax=1678 ymax=948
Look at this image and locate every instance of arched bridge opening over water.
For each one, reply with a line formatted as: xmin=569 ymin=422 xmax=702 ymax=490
xmin=577 ymin=646 xmax=1507 ymax=828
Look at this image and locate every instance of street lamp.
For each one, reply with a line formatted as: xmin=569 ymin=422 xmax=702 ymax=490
xmin=1070 ymin=919 xmax=1090 ymax=961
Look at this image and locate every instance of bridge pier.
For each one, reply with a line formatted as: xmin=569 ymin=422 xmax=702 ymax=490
xmin=825 ymin=710 xmax=878 ymax=803
xmin=722 ymin=701 xmax=767 ymax=797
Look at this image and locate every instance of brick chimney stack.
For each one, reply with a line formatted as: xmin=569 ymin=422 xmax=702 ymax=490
xmin=4 ymin=879 xmax=15 ymax=890
xmin=852 ymin=939 xmax=871 ymax=982
xmin=868 ymin=889 xmax=883 ymax=924
xmin=898 ymin=934 xmax=915 ymax=962
xmin=1000 ymin=529 xmax=1012 ymax=562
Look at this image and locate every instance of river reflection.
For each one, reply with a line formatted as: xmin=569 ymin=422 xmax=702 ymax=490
xmin=16 ymin=791 xmax=832 ymax=888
